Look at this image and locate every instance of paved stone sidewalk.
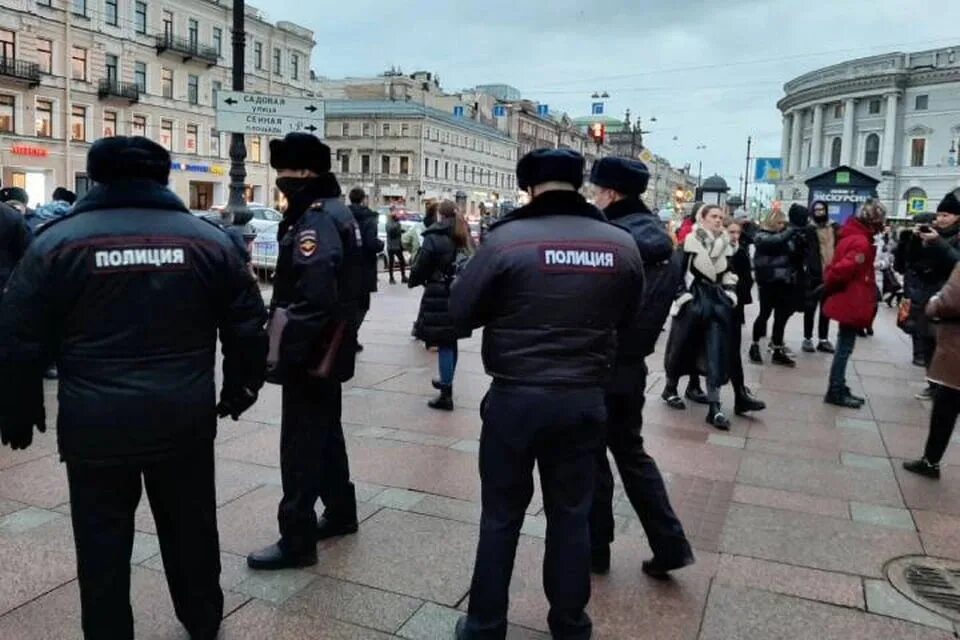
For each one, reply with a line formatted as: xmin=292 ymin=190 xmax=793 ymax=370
xmin=1 ymin=282 xmax=958 ymax=639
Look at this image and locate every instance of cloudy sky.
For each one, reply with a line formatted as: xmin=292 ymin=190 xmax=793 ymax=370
xmin=267 ymin=0 xmax=958 ymax=191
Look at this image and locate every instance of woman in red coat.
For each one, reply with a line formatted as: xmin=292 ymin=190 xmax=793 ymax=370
xmin=822 ymin=200 xmax=887 ymax=408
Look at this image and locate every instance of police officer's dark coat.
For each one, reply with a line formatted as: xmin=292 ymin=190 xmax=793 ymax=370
xmin=271 ymin=175 xmax=363 ymax=383
xmin=0 ymin=180 xmax=268 ymax=462
xmin=409 ymin=219 xmax=472 ymax=345
xmin=0 ymin=201 xmax=31 ymax=294
xmin=449 ymin=190 xmax=644 ymax=386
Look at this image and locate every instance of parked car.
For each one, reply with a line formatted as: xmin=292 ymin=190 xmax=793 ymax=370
xmin=209 ymin=203 xmax=283 ymax=232
xmin=250 ymin=222 xmax=280 ymax=278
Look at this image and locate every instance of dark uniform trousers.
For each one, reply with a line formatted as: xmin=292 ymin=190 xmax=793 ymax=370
xmin=66 ymin=444 xmax=223 ymax=640
xmin=590 ymin=362 xmax=691 ymax=562
xmin=464 ymin=383 xmax=605 ymax=640
xmin=278 ymin=376 xmax=354 ymax=552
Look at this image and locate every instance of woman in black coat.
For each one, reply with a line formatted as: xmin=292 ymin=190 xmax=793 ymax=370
xmin=725 ymin=220 xmax=766 ymax=415
xmin=408 ymin=200 xmax=472 ymax=410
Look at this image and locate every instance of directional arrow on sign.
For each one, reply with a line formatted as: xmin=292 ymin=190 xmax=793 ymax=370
xmin=305 ymin=105 xmax=318 ymax=113
xmin=304 ymin=125 xmax=317 ymax=132
xmin=224 ymin=97 xmax=238 ymax=106
xmin=216 ymin=91 xmax=325 ymax=137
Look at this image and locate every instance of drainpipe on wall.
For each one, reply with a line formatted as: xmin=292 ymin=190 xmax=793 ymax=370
xmin=64 ymin=8 xmax=73 ymax=192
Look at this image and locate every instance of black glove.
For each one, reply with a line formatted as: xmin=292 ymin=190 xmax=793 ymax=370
xmin=216 ymin=386 xmax=258 ymax=421
xmin=0 ymin=406 xmax=46 ymax=451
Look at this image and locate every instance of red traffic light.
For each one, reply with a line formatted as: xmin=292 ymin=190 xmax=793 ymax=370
xmin=590 ymin=122 xmax=606 ymax=144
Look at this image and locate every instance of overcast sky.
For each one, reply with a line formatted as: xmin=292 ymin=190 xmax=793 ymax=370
xmin=267 ymin=0 xmax=959 ymax=192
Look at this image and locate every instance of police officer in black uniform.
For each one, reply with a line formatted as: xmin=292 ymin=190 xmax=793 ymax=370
xmin=449 ymin=149 xmax=645 ymax=640
xmin=588 ymin=157 xmax=695 ymax=578
xmin=0 ymin=192 xmax=31 ymax=294
xmin=0 ymin=137 xmax=268 ymax=640
xmin=247 ymin=132 xmax=365 ymax=570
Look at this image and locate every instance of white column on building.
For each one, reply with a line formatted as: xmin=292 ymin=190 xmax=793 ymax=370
xmin=789 ymin=109 xmax=803 ymax=176
xmin=841 ymin=98 xmax=856 ymax=165
xmin=882 ymin=92 xmax=899 ymax=172
xmin=810 ymin=104 xmax=824 ymax=169
xmin=780 ymin=113 xmax=792 ymax=168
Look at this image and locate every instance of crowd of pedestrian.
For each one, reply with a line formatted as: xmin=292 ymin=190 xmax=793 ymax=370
xmin=2 ymin=131 xmax=960 ymax=639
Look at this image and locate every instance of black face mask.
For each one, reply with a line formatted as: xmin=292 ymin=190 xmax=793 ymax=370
xmin=275 ymin=176 xmax=312 ymax=197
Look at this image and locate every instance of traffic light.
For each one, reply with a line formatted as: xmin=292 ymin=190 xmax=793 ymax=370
xmin=589 ymin=122 xmax=606 ymax=144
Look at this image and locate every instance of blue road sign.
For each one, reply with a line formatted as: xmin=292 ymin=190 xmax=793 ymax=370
xmin=493 ymin=105 xmax=507 ymax=117
xmin=591 ymin=102 xmax=604 ymax=115
xmin=754 ymin=157 xmax=783 ymax=183
xmin=453 ymin=105 xmax=464 ymax=118
xmin=538 ymin=104 xmax=549 ymax=117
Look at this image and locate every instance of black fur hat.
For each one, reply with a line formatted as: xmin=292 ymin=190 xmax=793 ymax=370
xmin=937 ymin=191 xmax=960 ymax=217
xmin=516 ymin=148 xmax=585 ymax=191
xmin=590 ymin=157 xmax=650 ymax=195
xmin=87 ymin=136 xmax=171 ymax=185
xmin=269 ymin=132 xmax=331 ymax=175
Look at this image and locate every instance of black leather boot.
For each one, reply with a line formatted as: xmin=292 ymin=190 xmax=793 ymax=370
xmin=591 ymin=544 xmax=611 ymax=575
xmin=734 ymin=387 xmax=766 ymax=415
xmin=771 ymin=346 xmax=796 ymax=368
xmin=316 ymin=488 xmax=359 ymax=541
xmin=824 ymin=389 xmax=863 ymax=408
xmin=748 ymin=342 xmax=763 ymax=364
xmin=661 ymin=387 xmax=685 ymax=410
xmin=247 ymin=542 xmax=317 ymax=570
xmin=706 ymin=402 xmax=730 ymax=430
xmin=903 ymin=458 xmax=941 ymax=479
xmin=684 ymin=386 xmax=709 ymax=405
xmin=642 ymin=551 xmax=696 ymax=579
xmin=428 ymin=384 xmax=454 ymax=411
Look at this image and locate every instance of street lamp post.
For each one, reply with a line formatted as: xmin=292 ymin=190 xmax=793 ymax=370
xmin=223 ymin=0 xmax=249 ymax=225
xmin=695 ymin=144 xmax=707 ymax=188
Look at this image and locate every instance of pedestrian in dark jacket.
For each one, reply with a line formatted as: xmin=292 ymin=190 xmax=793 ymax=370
xmin=348 ymin=188 xmax=385 ymax=352
xmin=385 ymin=210 xmax=407 ymax=284
xmin=802 ymin=200 xmax=841 ymax=354
xmin=822 ymin=199 xmax=886 ymax=408
xmin=247 ymin=132 xmax=366 ymax=572
xmin=449 ymin=149 xmax=644 ymax=639
xmin=749 ymin=205 xmax=806 ymax=367
xmin=0 ymin=136 xmax=268 ymax=640
xmin=0 ymin=199 xmax=31 ymax=295
xmin=409 ymin=200 xmax=472 ymax=410
xmin=896 ymin=213 xmax=940 ymax=367
xmin=905 ymin=261 xmax=960 ymax=479
xmin=726 ymin=220 xmax=767 ymax=415
xmin=587 ymin=156 xmax=694 ymax=579
xmin=664 ymin=204 xmax=739 ymax=429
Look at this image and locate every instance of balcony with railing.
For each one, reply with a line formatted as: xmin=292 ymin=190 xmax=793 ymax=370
xmin=98 ymin=78 xmax=140 ymax=104
xmin=154 ymin=33 xmax=218 ymax=67
xmin=0 ymin=58 xmax=41 ymax=87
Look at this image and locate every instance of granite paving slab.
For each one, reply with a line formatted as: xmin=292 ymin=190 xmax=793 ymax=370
xmin=283 ymin=575 xmax=422 ymax=633
xmin=220 ymin=599 xmax=394 ymax=639
xmin=714 ymin=554 xmax=864 ymax=609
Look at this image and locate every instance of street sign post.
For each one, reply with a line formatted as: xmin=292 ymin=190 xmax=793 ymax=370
xmin=215 ymin=91 xmax=325 ymax=137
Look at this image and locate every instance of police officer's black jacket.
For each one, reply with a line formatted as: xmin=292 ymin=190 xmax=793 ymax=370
xmin=0 ymin=180 xmax=268 ymax=463
xmin=449 ymin=190 xmax=644 ymax=386
xmin=0 ymin=201 xmax=31 ymax=294
xmin=349 ymin=203 xmax=383 ymax=294
xmin=272 ymin=175 xmax=363 ymax=382
xmin=604 ymin=196 xmax=677 ymax=361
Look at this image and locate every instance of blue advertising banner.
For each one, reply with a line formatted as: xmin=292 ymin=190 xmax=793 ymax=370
xmin=754 ymin=157 xmax=783 ymax=183
xmin=493 ymin=105 xmax=507 ymax=118
xmin=537 ymin=104 xmax=549 ymax=117
xmin=453 ymin=105 xmax=464 ymax=118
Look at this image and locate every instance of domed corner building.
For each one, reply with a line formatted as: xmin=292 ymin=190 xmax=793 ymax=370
xmin=776 ymin=45 xmax=960 ymax=221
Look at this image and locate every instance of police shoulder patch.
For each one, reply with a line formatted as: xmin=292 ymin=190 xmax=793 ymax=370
xmin=298 ymin=229 xmax=318 ymax=258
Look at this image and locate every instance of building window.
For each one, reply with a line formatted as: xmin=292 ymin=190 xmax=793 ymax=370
xmin=424 ymin=157 xmax=430 ymax=177
xmin=37 ymin=38 xmax=52 ymax=74
xmin=185 ymin=124 xmax=197 ymax=153
xmin=72 ymin=46 xmax=87 ymax=81
xmin=434 ymin=159 xmax=439 ymax=178
xmin=401 ymin=123 xmax=409 ymax=137
xmin=159 ymin=119 xmax=173 ymax=149
xmin=341 ymin=122 xmax=350 ymax=136
xmin=71 ymin=105 xmax=86 ymax=141
xmin=361 ymin=154 xmax=370 ymax=174
xmin=135 ymin=1 xmax=147 ymax=34
xmin=250 ymin=136 xmax=261 ymax=163
xmin=188 ymin=19 xmax=198 ymax=48
xmin=105 ymin=54 xmax=118 ymax=83
xmin=869 ymin=99 xmax=881 ymax=115
xmin=381 ymin=155 xmax=390 ymax=175
xmin=103 ymin=110 xmax=117 ymax=137
xmin=134 ymin=61 xmax=147 ymax=92
xmin=382 ymin=123 xmax=390 ymax=136
xmin=161 ymin=68 xmax=173 ymax=98
xmin=188 ymin=75 xmax=199 ymax=105
xmin=1 ymin=33 xmax=16 ymax=65
xmin=254 ymin=42 xmax=262 ymax=70
xmin=362 ymin=122 xmax=371 ymax=136
xmin=471 ymin=167 xmax=476 ymax=183
xmin=212 ymin=28 xmax=222 ymax=57
xmin=911 ymin=138 xmax=926 ymax=167
xmin=454 ymin=163 xmax=459 ymax=180
xmin=72 ymin=0 xmax=86 ymax=16
xmin=212 ymin=80 xmax=221 ymax=101
xmin=400 ymin=157 xmax=409 ymax=175
xmin=0 ymin=95 xmax=13 ymax=134
xmin=864 ymin=133 xmax=880 ymax=167
xmin=132 ymin=114 xmax=146 ymax=136
xmin=339 ymin=151 xmax=349 ymax=174
xmin=833 ymin=103 xmax=843 ymax=119
xmin=291 ymin=54 xmax=299 ymax=80
xmin=210 ymin=128 xmax=220 ymax=158
xmin=162 ymin=10 xmax=173 ymax=38
xmin=830 ymin=137 xmax=842 ymax=167
xmin=35 ymin=99 xmax=52 ymax=137
xmin=915 ymin=95 xmax=929 ymax=111
xmin=272 ymin=48 xmax=281 ymax=75
xmin=444 ymin=162 xmax=449 ymax=179
xmin=105 ymin=0 xmax=118 ymax=26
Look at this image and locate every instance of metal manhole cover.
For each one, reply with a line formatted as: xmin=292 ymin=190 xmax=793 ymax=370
xmin=886 ymin=555 xmax=960 ymax=622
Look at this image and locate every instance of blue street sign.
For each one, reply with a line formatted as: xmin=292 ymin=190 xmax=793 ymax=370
xmin=591 ymin=102 xmax=604 ymax=115
xmin=754 ymin=157 xmax=783 ymax=183
xmin=538 ymin=104 xmax=549 ymax=117
xmin=453 ymin=105 xmax=464 ymax=118
xmin=493 ymin=105 xmax=507 ymax=118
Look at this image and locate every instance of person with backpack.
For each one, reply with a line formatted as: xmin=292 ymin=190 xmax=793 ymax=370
xmin=408 ymin=200 xmax=473 ymax=410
